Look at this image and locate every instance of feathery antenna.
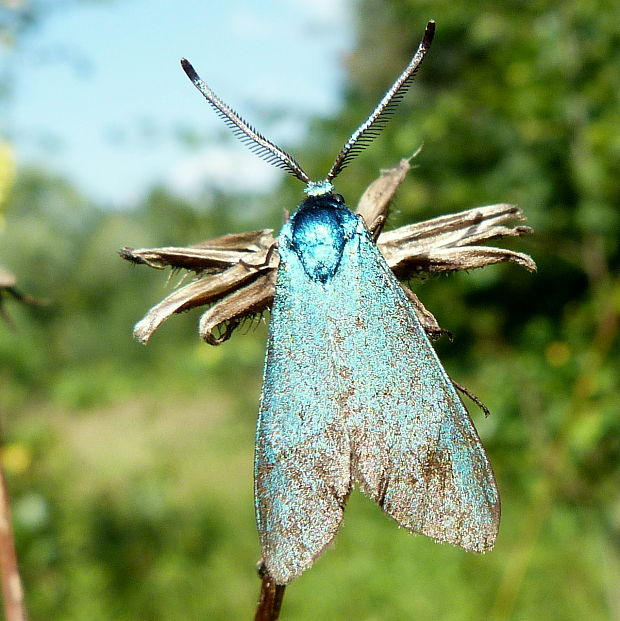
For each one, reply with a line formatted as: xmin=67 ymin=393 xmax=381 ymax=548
xmin=325 ymin=21 xmax=435 ymax=182
xmin=180 ymin=58 xmax=311 ymax=184
xmin=181 ymin=21 xmax=434 ymax=193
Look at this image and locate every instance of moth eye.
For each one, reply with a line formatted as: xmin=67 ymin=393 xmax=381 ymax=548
xmin=334 ymin=194 xmax=345 ymax=204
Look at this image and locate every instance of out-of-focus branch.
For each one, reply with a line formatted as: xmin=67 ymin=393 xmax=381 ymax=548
xmin=0 ymin=266 xmax=46 ymax=329
xmin=0 ymin=465 xmax=27 ymax=621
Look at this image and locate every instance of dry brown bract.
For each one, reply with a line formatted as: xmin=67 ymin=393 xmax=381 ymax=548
xmin=120 ymin=158 xmax=536 ymax=346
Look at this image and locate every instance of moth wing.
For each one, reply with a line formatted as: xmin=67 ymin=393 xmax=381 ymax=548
xmin=256 ymin=215 xmax=499 ymax=585
xmin=255 ymin=232 xmax=352 ymax=585
xmin=337 ymin=219 xmax=500 ymax=552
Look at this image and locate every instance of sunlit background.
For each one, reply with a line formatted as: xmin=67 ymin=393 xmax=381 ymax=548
xmin=1 ymin=0 xmax=619 ymax=619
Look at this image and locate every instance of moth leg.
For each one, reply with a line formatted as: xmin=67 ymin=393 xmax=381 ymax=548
xmin=239 ymin=241 xmax=279 ymax=271
xmin=451 ymin=380 xmax=491 ymax=417
xmin=402 ymin=285 xmax=452 ymax=340
xmin=368 ymin=214 xmax=386 ymax=241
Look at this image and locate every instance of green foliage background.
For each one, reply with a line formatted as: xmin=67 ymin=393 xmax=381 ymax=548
xmin=1 ymin=0 xmax=619 ymax=619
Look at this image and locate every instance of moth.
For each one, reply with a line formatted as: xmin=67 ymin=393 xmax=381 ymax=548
xmin=181 ymin=20 xmax=500 ymax=585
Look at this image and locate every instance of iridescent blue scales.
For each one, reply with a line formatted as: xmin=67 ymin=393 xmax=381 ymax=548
xmin=256 ymin=194 xmax=500 ymax=584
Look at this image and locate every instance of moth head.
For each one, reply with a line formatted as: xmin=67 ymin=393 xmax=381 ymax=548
xmin=180 ymin=21 xmax=435 ymax=194
xmin=304 ymin=180 xmax=335 ymax=197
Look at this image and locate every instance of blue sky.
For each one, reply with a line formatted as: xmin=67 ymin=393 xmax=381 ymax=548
xmin=4 ymin=0 xmax=352 ymax=205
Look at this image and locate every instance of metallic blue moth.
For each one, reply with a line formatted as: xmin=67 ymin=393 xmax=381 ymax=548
xmin=181 ymin=20 xmax=500 ymax=585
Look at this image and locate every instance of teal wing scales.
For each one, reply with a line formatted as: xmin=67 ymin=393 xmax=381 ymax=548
xmin=337 ymin=221 xmax=500 ymax=551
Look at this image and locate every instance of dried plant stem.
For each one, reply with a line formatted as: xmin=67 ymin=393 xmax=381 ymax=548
xmin=254 ymin=569 xmax=285 ymax=621
xmin=0 ymin=464 xmax=27 ymax=621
